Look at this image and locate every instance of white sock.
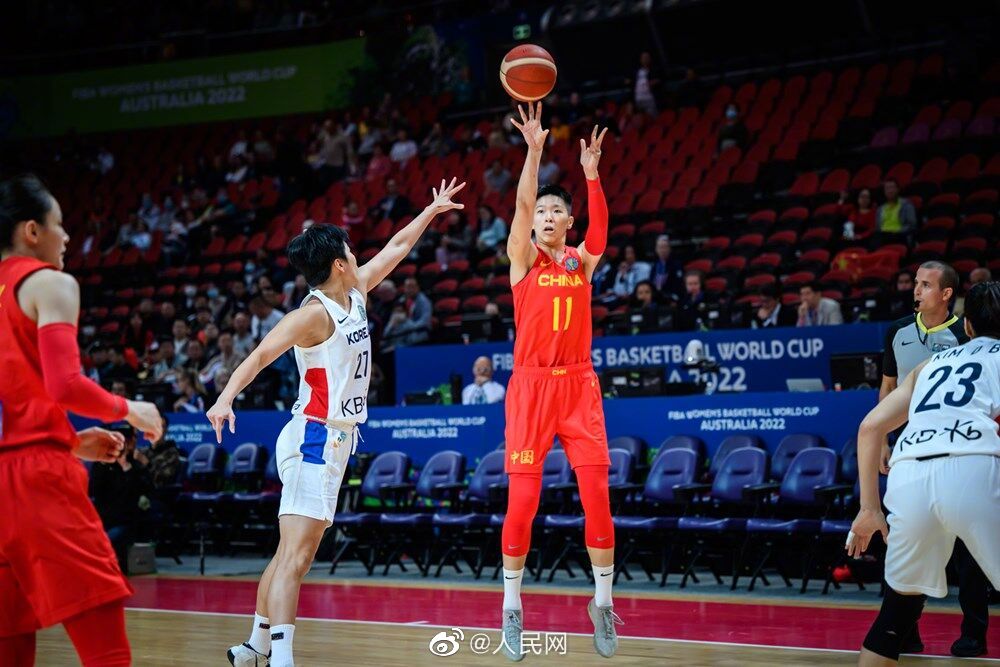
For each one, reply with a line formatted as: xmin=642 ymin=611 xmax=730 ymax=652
xmin=593 ymin=564 xmax=614 ymax=607
xmin=270 ymin=624 xmax=295 ymax=667
xmin=502 ymin=568 xmax=524 ymax=611
xmin=247 ymin=612 xmax=270 ymax=654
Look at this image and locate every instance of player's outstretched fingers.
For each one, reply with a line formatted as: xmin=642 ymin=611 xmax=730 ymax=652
xmin=518 ymin=104 xmax=528 ymax=124
xmin=596 ymin=126 xmax=608 ymax=147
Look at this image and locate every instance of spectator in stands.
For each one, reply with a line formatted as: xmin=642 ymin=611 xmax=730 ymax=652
xmin=89 ymin=425 xmax=153 ymax=568
xmin=373 ymin=279 xmax=399 ymax=324
xmin=718 ymin=103 xmax=749 ymax=152
xmin=152 ymin=339 xmax=180 ymax=382
xmin=341 ymin=200 xmax=365 ymax=228
xmin=955 ymin=267 xmax=992 ymax=316
xmin=201 ymin=322 xmax=221 ymax=359
xmin=253 ymin=129 xmax=275 ymax=164
xmin=172 ymin=319 xmax=191 ymax=359
xmin=420 ymin=122 xmax=449 ymax=157
xmin=483 ymin=159 xmax=513 ymax=195
xmin=111 ymin=380 xmax=130 ymax=398
xmin=549 ymin=115 xmax=570 ymax=143
xmin=225 ymin=154 xmax=250 ymax=184
xmin=115 ymin=212 xmax=138 ymax=249
xmin=537 ymin=152 xmax=560 ymax=186
xmin=314 ymin=119 xmax=355 ymax=185
xmin=630 ymin=280 xmax=660 ymax=311
xmin=839 ymin=188 xmax=876 ymax=240
xmin=632 ymin=51 xmax=659 ymax=116
xmin=797 ymin=281 xmax=844 ymax=326
xmin=284 ymin=275 xmax=311 ymax=310
xmin=372 ymin=178 xmax=412 ymax=222
xmin=153 ymin=301 xmax=176 ymax=338
xmin=173 ymin=369 xmax=207 ymax=413
xmin=650 ymin=234 xmax=683 ymax=299
xmin=591 ymin=255 xmax=616 ymax=303
xmin=476 ymin=205 xmax=508 ymax=253
xmin=365 ymin=145 xmax=392 ymax=184
xmin=86 ymin=343 xmax=109 ymax=383
xmin=220 ymin=282 xmax=251 ymax=323
xmin=103 ymin=345 xmax=137 ymax=384
xmin=232 ymin=312 xmax=256 ymax=356
xmin=389 ymin=128 xmax=419 ymax=166
xmin=157 ymin=196 xmax=178 ymax=232
xmin=201 ymin=330 xmax=245 ymax=386
xmin=229 ymin=129 xmax=249 ymax=160
xmin=181 ymin=339 xmax=207 ymax=375
xmin=249 ymin=296 xmax=284 ymax=341
xmin=123 ymin=311 xmax=153 ymax=354
xmin=889 ymin=269 xmax=916 ymax=320
xmin=137 ymin=193 xmax=160 ymax=229
xmin=676 ymin=270 xmax=707 ymax=331
xmin=876 ymin=178 xmax=917 ymax=236
xmin=130 ymin=221 xmax=152 ymax=251
xmin=134 ymin=417 xmax=181 ymax=492
xmin=564 ymin=91 xmax=587 ymax=125
xmin=612 ymin=245 xmax=652 ymax=298
xmin=461 ymin=356 xmax=506 ymax=405
xmin=95 ymin=146 xmax=114 ymax=175
xmin=752 ymin=283 xmax=796 ymax=328
xmin=383 ymin=277 xmax=432 ymax=349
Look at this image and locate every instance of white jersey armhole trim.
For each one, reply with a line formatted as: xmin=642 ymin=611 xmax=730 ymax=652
xmin=292 ymin=294 xmax=340 ymax=352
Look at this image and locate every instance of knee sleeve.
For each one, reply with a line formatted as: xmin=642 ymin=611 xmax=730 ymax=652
xmin=576 ymin=465 xmax=614 ymax=549
xmin=862 ymin=588 xmax=926 ymax=660
xmin=0 ymin=632 xmax=36 ymax=665
xmin=64 ymin=600 xmax=131 ymax=667
xmin=502 ymin=473 xmax=542 ymax=557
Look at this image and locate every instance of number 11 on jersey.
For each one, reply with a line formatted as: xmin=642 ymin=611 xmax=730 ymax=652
xmin=552 ymin=296 xmax=573 ymax=331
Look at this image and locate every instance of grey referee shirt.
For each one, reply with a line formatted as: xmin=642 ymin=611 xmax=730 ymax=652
xmin=882 ymin=313 xmax=968 ymax=381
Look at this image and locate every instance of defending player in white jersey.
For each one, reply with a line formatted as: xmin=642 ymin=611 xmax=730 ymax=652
xmin=207 ymin=178 xmax=465 ymax=667
xmin=848 ymin=280 xmax=1000 ymax=666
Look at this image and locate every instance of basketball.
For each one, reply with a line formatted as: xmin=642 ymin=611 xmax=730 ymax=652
xmin=499 ymin=44 xmax=557 ymax=102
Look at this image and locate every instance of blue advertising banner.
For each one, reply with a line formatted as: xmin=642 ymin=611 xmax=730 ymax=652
xmin=395 ymin=323 xmax=889 ymax=404
xmin=79 ymin=390 xmax=876 ymax=468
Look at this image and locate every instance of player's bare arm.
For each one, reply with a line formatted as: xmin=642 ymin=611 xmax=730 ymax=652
xmin=577 ymin=124 xmax=609 ymax=281
xmin=877 ymin=374 xmax=899 ymax=473
xmin=848 ymin=359 xmax=927 ymax=557
xmin=357 ymin=177 xmax=466 ymax=292
xmin=207 ymin=301 xmax=331 ymax=442
xmin=19 ymin=268 xmax=163 ymax=441
xmin=509 ymin=101 xmax=548 ymax=285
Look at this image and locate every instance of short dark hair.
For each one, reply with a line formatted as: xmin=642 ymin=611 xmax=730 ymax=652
xmin=758 ymin=283 xmax=780 ymax=299
xmin=800 ymin=280 xmax=822 ymax=293
xmin=287 ymin=223 xmax=350 ymax=287
xmin=536 ymin=184 xmax=573 ymax=213
xmin=964 ymin=281 xmax=1000 ymax=339
xmin=919 ymin=260 xmax=959 ymax=301
xmin=884 ymin=177 xmax=899 ymax=187
xmin=0 ymin=174 xmax=55 ymax=251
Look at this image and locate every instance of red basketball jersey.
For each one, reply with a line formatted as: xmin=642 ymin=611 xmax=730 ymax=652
xmin=0 ymin=256 xmax=79 ymax=450
xmin=512 ymin=245 xmax=593 ymax=368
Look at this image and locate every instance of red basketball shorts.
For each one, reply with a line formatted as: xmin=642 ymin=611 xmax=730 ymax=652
xmin=0 ymin=445 xmax=133 ymax=636
xmin=504 ymin=361 xmax=610 ymax=473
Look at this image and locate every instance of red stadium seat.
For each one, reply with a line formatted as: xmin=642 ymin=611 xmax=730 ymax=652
xmin=788 ymin=172 xmax=820 ymax=198
xmin=684 ymin=259 xmax=714 ymax=274
xmin=703 ymin=236 xmax=731 ymax=252
xmin=744 ymin=273 xmax=777 ymax=289
xmin=433 ymin=298 xmax=460 ymax=316
xmin=851 ymin=164 xmax=882 ymax=190
xmin=750 ymin=253 xmax=783 ymax=269
xmin=717 ymin=255 xmax=748 ymax=272
xmin=431 ymin=279 xmax=458 ymax=296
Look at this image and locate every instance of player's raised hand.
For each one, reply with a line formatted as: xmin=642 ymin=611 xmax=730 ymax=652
xmin=125 ymin=399 xmax=163 ymax=442
xmin=579 ymin=124 xmax=609 ymax=180
xmin=427 ymin=177 xmax=466 ymax=215
xmin=510 ymin=101 xmax=549 ymax=152
xmin=206 ymin=400 xmax=236 ymax=444
xmin=74 ymin=427 xmax=125 ymax=463
xmin=846 ymin=507 xmax=889 ymax=558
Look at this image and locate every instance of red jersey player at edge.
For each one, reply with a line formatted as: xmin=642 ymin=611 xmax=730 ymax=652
xmin=499 ymin=102 xmax=620 ymax=661
xmin=0 ymin=174 xmax=163 ymax=666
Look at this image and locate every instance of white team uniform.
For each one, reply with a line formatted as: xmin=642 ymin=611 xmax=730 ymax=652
xmin=275 ymin=288 xmax=371 ymax=524
xmin=884 ymin=336 xmax=1000 ymax=597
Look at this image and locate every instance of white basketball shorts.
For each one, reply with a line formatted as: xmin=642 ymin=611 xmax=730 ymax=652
xmin=275 ymin=415 xmax=356 ymax=524
xmin=883 ymin=454 xmax=1000 ymax=598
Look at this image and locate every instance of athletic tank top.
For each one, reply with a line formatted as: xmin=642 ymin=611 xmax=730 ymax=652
xmin=290 ymin=288 xmax=371 ymax=426
xmin=512 ymin=245 xmax=592 ymax=368
xmin=0 ymin=256 xmax=80 ymax=450
xmin=891 ymin=336 xmax=1000 ymax=464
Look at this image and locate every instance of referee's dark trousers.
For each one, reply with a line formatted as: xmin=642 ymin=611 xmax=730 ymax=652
xmin=954 ymin=539 xmax=990 ymax=643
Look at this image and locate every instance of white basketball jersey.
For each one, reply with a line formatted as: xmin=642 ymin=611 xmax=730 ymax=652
xmin=892 ymin=336 xmax=1000 ymax=464
xmin=290 ymin=288 xmax=371 ymax=426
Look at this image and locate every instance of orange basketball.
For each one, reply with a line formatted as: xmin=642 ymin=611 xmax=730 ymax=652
xmin=500 ymin=44 xmax=557 ymax=102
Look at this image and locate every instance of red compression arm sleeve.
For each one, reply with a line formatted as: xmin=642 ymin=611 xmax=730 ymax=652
xmin=584 ymin=177 xmax=608 ymax=255
xmin=38 ymin=322 xmax=128 ymax=423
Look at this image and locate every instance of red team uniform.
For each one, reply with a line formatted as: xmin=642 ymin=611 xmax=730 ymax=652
xmin=0 ymin=257 xmax=132 ymax=639
xmin=505 ymin=245 xmax=610 ymax=473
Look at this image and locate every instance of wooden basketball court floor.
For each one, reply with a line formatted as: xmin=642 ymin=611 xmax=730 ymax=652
xmin=33 ymin=575 xmax=999 ymax=665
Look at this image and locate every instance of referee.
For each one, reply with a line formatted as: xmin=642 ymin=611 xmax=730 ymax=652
xmin=879 ymin=260 xmax=990 ymax=657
